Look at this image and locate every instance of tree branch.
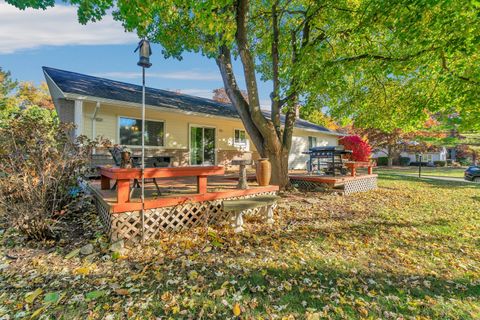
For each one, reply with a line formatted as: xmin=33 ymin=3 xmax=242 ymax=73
xmin=328 ymin=47 xmax=438 ymax=65
xmin=440 ymin=51 xmax=479 ymax=85
xmin=235 ymin=0 xmax=276 ymax=140
xmin=271 ymin=0 xmax=282 ymax=139
xmin=215 ymin=45 xmax=265 ymax=154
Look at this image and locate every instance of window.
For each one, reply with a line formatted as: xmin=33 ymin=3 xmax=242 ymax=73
xmin=308 ymin=136 xmax=317 ymax=149
xmin=119 ymin=117 xmax=164 ymax=146
xmin=234 ymin=129 xmax=247 ymax=145
xmin=416 ymin=153 xmax=433 ymax=162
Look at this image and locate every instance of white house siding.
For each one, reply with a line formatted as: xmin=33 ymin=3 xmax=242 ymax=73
xmin=72 ymin=100 xmax=339 ymax=168
xmin=400 ymin=147 xmax=447 ymax=163
xmin=288 ymin=131 xmax=339 ymax=169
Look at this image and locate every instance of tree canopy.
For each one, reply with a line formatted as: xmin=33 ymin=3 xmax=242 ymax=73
xmin=8 ymin=0 xmax=479 ymax=186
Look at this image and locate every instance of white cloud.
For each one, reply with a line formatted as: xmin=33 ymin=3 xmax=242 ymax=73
xmin=0 ymin=1 xmax=137 ymax=53
xmin=94 ymin=70 xmax=222 ymax=81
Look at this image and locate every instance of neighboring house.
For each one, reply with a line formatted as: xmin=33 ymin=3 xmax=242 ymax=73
xmin=43 ymin=67 xmax=341 ymax=169
xmin=372 ymin=146 xmax=448 ymax=164
xmin=399 ymin=147 xmax=447 ymax=164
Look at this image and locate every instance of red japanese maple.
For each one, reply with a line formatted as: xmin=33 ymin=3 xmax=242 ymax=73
xmin=339 ymin=135 xmax=372 ymax=162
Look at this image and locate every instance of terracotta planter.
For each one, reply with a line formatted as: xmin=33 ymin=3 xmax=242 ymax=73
xmin=256 ymin=158 xmax=271 ymax=186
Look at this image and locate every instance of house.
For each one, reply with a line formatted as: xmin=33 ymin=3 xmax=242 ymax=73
xmin=372 ymin=146 xmax=448 ymax=165
xmin=43 ymin=67 xmax=341 ymax=169
xmin=399 ymin=147 xmax=448 ymax=164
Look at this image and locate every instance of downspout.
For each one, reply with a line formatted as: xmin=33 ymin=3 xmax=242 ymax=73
xmin=91 ymin=101 xmax=100 ymax=153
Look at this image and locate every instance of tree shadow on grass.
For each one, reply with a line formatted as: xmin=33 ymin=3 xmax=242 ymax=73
xmin=142 ymin=252 xmax=479 ymax=319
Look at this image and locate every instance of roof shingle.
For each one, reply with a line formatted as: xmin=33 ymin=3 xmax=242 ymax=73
xmin=43 ymin=66 xmax=337 ymax=134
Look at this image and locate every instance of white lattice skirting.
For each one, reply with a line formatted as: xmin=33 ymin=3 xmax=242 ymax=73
xmin=290 ymin=175 xmax=377 ymax=195
xmin=92 ymin=191 xmax=277 ymax=243
xmin=289 ymin=179 xmax=330 ymax=191
xmin=343 ymin=176 xmax=377 ymax=195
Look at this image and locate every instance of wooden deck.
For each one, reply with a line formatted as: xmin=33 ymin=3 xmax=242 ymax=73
xmin=88 ymin=172 xmax=280 ymax=242
xmin=88 ymin=175 xmax=279 ymax=213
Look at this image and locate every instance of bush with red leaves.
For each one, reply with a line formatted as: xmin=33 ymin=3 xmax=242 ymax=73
xmin=339 ymin=135 xmax=372 ymax=162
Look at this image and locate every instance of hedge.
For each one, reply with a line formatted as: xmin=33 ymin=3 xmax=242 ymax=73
xmin=375 ymin=157 xmax=388 ymax=166
xmin=399 ymin=157 xmax=411 ymax=166
xmin=433 ymin=160 xmax=447 ymax=167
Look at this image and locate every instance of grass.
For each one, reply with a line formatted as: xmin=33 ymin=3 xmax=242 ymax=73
xmin=375 ymin=166 xmax=468 ymax=178
xmin=0 ymin=175 xmax=479 ymax=319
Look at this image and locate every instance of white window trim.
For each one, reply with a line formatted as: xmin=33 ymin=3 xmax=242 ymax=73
xmin=117 ymin=115 xmax=166 ymax=149
xmin=233 ymin=128 xmax=247 ymax=146
xmin=308 ymin=136 xmax=317 ymax=149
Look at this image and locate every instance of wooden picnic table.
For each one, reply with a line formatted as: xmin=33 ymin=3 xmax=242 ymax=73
xmin=344 ymin=161 xmax=376 ymax=177
xmin=98 ymin=166 xmax=225 ymax=204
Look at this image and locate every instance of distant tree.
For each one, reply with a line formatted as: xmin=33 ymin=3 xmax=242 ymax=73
xmin=16 ymin=82 xmax=54 ymax=110
xmin=0 ymin=67 xmax=18 ymax=112
xmin=299 ymin=108 xmax=339 ymax=131
xmin=212 ymin=87 xmax=248 ymax=104
xmin=456 ymin=133 xmax=480 ymax=166
xmin=0 ymin=68 xmax=55 ymax=124
xmin=357 ymin=128 xmax=406 ymax=167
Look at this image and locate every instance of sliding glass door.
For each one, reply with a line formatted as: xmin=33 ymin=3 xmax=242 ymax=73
xmin=190 ymin=126 xmax=216 ymax=165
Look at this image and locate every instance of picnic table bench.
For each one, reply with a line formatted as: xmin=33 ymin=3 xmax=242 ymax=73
xmin=344 ymin=161 xmax=376 ymax=177
xmin=223 ymin=195 xmax=280 ymax=233
xmin=99 ymin=166 xmax=225 ymax=204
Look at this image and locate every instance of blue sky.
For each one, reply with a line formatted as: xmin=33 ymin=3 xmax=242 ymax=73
xmin=0 ymin=1 xmax=271 ymax=106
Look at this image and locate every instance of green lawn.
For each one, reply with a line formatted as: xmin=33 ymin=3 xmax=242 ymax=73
xmin=0 ymin=175 xmax=479 ymax=319
xmin=376 ymin=166 xmax=468 ymax=179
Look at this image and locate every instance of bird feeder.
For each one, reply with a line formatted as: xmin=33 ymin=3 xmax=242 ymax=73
xmin=134 ymin=39 xmax=152 ymax=68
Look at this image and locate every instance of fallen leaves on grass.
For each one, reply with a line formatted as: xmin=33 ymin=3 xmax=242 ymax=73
xmin=0 ymin=176 xmax=479 ymax=319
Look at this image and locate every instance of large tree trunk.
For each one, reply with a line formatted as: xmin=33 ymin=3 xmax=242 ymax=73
xmin=387 ymin=156 xmax=394 ymax=167
xmin=213 ymin=0 xmax=296 ymax=190
xmin=215 ymin=47 xmax=292 ymax=189
xmin=264 ymin=146 xmax=290 ymax=188
xmin=386 ymin=146 xmax=394 ymax=167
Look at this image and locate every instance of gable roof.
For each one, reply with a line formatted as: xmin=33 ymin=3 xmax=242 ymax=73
xmin=43 ymin=66 xmax=339 ymax=135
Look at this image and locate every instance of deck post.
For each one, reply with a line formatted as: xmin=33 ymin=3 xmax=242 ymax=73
xmin=117 ymin=179 xmax=130 ymax=203
xmin=197 ymin=175 xmax=207 ymax=194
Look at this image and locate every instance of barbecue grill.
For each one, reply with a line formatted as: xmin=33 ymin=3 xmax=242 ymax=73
xmin=303 ymin=146 xmax=353 ymax=176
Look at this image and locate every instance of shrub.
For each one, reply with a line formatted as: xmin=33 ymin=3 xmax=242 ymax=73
xmin=457 ymin=158 xmax=471 ymax=166
xmin=399 ymin=157 xmax=411 ymax=166
xmin=339 ymin=135 xmax=372 ymax=162
xmin=375 ymin=157 xmax=388 ymax=166
xmin=409 ymin=162 xmax=429 ymax=166
xmin=0 ymin=107 xmax=95 ymax=240
xmin=433 ymin=160 xmax=446 ymax=167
